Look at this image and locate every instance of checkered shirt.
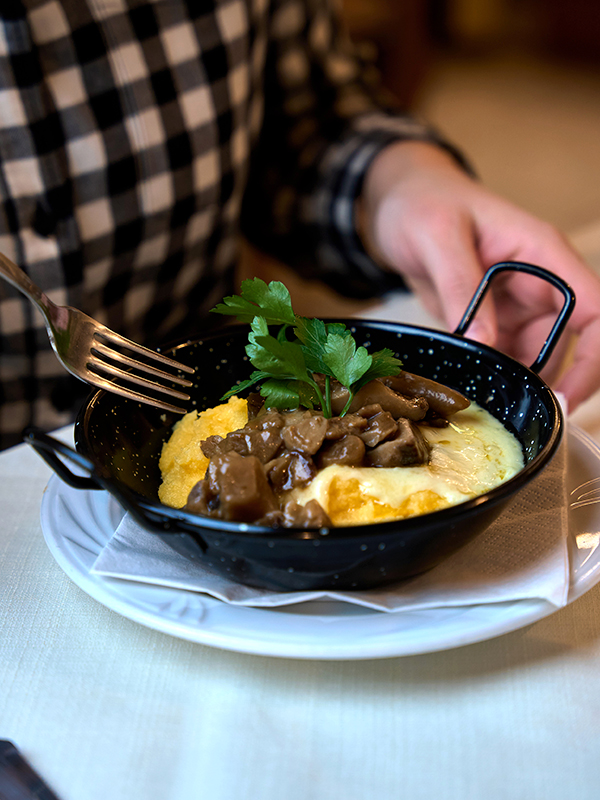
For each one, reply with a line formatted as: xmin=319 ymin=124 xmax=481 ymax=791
xmin=0 ymin=0 xmax=464 ymax=449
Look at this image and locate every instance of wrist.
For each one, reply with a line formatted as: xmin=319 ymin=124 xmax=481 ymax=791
xmin=357 ymin=140 xmax=471 ymax=268
xmin=363 ymin=140 xmax=463 ymax=209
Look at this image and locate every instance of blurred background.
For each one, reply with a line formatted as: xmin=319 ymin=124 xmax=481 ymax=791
xmin=343 ymin=0 xmax=600 ymax=233
xmin=242 ymin=0 xmax=600 ymax=313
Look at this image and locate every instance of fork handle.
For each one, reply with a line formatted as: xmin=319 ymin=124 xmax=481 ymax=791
xmin=0 ymin=250 xmax=56 ymax=314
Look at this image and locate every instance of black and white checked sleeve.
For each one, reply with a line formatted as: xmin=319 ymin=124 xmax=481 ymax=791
xmin=0 ymin=0 xmax=469 ymax=450
xmin=241 ymin=0 xmax=471 ymax=297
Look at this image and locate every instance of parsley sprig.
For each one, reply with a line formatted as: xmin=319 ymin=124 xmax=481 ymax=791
xmin=211 ymin=278 xmax=402 ymax=417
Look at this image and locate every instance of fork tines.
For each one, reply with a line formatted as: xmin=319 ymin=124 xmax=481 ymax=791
xmin=88 ymin=329 xmax=195 ymax=414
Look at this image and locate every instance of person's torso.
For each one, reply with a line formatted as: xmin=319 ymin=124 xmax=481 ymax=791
xmin=0 ymin=0 xmax=270 ymax=343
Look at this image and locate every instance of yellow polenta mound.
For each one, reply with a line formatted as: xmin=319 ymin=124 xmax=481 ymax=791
xmin=325 ymin=476 xmax=448 ymax=526
xmin=158 ymin=396 xmax=248 ymax=508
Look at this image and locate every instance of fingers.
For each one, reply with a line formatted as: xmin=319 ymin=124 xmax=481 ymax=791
xmin=555 ymin=316 xmax=600 ymax=409
xmin=359 ymin=139 xmax=600 ymax=407
xmin=519 ymin=239 xmax=600 ymax=407
xmin=493 ymin=272 xmax=566 ymax=360
xmin=369 ymin=194 xmax=499 ymax=343
xmin=500 ymin=248 xmax=600 ymax=408
xmin=496 ymin=311 xmax=574 ymax=380
xmin=406 ymin=210 xmax=498 ymax=345
xmin=554 ymin=348 xmax=600 ymax=413
xmin=406 ymin=216 xmax=600 ymax=409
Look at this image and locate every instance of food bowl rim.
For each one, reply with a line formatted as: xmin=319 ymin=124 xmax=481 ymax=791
xmin=75 ymin=318 xmax=564 ymax=542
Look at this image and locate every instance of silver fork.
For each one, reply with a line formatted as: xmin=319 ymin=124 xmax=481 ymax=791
xmin=0 ymin=251 xmax=195 ymax=414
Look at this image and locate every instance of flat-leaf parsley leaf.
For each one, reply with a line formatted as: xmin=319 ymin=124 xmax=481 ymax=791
xmin=212 ymin=279 xmax=402 ymax=417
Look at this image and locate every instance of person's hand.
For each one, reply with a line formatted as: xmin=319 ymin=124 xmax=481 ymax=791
xmin=358 ymin=140 xmax=600 ymax=411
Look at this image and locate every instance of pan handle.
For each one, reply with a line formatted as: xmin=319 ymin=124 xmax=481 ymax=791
xmin=23 ymin=427 xmax=208 ymax=548
xmin=453 ymin=261 xmax=576 ymax=374
xmin=24 ymin=427 xmax=101 ymax=490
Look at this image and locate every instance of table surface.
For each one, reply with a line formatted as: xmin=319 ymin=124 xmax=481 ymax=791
xmin=3 ymin=284 xmax=600 ymax=800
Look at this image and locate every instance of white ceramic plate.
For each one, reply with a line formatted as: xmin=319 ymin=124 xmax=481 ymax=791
xmin=40 ymin=427 xmax=600 ymax=660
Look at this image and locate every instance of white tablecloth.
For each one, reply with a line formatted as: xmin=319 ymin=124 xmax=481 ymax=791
xmin=3 ymin=288 xmax=600 ymax=800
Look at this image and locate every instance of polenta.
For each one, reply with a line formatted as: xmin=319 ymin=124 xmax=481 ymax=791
xmin=158 ymin=396 xmax=248 ymax=508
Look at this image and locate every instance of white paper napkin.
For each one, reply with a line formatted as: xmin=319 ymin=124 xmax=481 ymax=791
xmin=91 ymin=430 xmax=570 ymax=612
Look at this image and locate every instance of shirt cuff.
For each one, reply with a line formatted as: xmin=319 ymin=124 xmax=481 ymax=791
xmin=310 ymin=114 xmax=473 ymax=297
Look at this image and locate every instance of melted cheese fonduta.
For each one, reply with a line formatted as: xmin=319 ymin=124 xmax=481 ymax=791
xmin=286 ymin=404 xmax=524 ymax=526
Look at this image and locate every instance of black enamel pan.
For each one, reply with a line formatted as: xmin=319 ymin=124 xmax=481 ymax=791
xmin=26 ymin=262 xmax=575 ymax=591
